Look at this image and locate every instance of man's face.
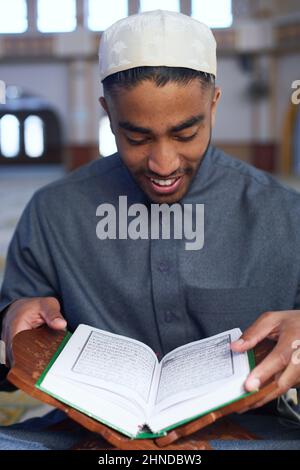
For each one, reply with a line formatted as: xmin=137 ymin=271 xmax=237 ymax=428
xmin=100 ymin=79 xmax=221 ymax=203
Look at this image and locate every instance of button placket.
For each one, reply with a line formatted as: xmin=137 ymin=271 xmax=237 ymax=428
xmin=150 ymin=236 xmax=187 ymax=354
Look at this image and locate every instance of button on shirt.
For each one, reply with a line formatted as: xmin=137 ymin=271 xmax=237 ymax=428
xmin=1 ymin=145 xmax=300 ymax=366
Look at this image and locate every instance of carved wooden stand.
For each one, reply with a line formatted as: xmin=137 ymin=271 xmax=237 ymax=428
xmin=7 ymin=326 xmax=278 ymax=450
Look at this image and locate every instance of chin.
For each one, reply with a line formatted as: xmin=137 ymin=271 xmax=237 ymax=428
xmin=147 ymin=189 xmax=186 ymax=205
xmin=137 ymin=176 xmax=189 ymax=204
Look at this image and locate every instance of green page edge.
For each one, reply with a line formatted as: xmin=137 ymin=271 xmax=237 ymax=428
xmin=35 ymin=332 xmax=257 ymax=440
xmin=35 ymin=331 xmax=72 ymax=387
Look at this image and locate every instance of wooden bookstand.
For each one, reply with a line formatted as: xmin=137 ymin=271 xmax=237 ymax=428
xmin=7 ymin=326 xmax=278 ymax=450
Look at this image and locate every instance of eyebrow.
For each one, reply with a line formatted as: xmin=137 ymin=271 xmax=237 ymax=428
xmin=118 ymin=113 xmax=205 ymax=135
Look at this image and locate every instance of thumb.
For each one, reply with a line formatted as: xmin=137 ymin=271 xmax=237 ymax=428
xmin=41 ymin=311 xmax=67 ymax=330
xmin=39 ymin=298 xmax=67 ymax=330
xmin=231 ymin=312 xmax=280 ymax=353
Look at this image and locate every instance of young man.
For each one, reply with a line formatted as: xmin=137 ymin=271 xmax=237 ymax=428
xmin=0 ymin=10 xmax=299 ymax=449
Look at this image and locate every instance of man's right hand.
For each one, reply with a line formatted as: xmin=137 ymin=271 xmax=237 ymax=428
xmin=1 ymin=297 xmax=67 ymax=367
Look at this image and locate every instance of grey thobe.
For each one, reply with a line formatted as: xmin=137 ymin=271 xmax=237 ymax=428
xmin=0 ymin=145 xmax=300 ymax=449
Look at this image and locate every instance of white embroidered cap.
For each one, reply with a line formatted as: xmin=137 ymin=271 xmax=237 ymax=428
xmin=99 ymin=9 xmax=217 ymax=81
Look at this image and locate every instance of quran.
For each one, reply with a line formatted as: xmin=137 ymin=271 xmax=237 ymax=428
xmin=36 ymin=325 xmax=255 ymax=439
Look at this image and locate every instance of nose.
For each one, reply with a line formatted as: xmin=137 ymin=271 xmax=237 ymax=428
xmin=148 ymin=140 xmax=181 ymax=177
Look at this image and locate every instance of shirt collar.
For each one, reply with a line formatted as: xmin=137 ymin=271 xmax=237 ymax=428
xmin=180 ymin=144 xmax=215 ymax=203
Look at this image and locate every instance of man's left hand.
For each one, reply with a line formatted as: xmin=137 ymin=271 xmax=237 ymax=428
xmin=231 ymin=310 xmax=300 ymax=412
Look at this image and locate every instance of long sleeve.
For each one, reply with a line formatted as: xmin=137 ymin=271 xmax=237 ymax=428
xmin=0 ymin=192 xmax=61 ymax=390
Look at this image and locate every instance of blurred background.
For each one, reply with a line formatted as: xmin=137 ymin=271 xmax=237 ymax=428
xmin=0 ymin=0 xmax=299 ymax=424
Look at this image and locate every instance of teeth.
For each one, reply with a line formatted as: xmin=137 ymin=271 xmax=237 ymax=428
xmin=151 ymin=178 xmax=178 ymax=186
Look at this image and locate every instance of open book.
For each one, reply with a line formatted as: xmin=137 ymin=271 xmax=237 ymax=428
xmin=36 ymin=325 xmax=254 ymax=439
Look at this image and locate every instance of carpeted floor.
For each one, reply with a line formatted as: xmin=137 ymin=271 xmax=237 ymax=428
xmin=0 ymin=164 xmax=65 ymax=425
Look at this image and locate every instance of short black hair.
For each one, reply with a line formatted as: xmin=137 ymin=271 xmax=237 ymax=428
xmin=102 ymin=66 xmax=215 ymax=96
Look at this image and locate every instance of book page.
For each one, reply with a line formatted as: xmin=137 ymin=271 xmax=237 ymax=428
xmin=45 ymin=324 xmax=158 ymax=408
xmin=155 ymin=328 xmax=248 ymax=410
xmin=39 ymin=373 xmax=144 ymax=438
xmin=149 ymin=371 xmax=249 ymax=433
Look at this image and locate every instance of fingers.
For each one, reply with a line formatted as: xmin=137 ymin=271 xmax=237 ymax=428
xmin=39 ymin=297 xmax=67 ymax=330
xmin=1 ymin=297 xmax=67 ymax=367
xmin=231 ymin=311 xmax=282 ymax=353
xmin=244 ymin=336 xmax=292 ymax=391
xmin=231 ymin=311 xmax=300 ymax=413
xmin=242 ymin=360 xmax=300 ymax=412
xmin=271 ymin=357 xmax=300 ymax=401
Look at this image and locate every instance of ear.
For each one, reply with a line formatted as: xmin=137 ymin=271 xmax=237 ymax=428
xmin=99 ymin=96 xmax=115 ymax=135
xmin=99 ymin=96 xmax=109 ymax=114
xmin=210 ymin=87 xmax=221 ymax=128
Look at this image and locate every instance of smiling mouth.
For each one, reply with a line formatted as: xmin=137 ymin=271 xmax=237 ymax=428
xmin=151 ymin=177 xmax=181 ymax=186
xmin=147 ymin=176 xmax=183 ymax=194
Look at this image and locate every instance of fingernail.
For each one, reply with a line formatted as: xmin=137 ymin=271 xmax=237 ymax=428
xmin=52 ymin=318 xmax=67 ymax=326
xmin=247 ymin=377 xmax=261 ymax=391
xmin=233 ymin=339 xmax=245 ymax=347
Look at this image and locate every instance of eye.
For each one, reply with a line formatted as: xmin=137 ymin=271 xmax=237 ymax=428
xmin=126 ymin=137 xmax=150 ymax=145
xmin=175 ymin=132 xmax=198 ymax=142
